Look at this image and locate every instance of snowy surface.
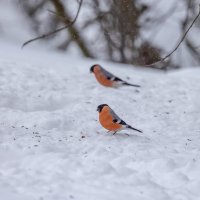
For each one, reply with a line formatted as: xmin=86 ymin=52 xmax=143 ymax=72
xmin=0 ymin=43 xmax=200 ymax=200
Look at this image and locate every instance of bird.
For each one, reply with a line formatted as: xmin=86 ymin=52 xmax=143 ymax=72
xmin=90 ymin=64 xmax=141 ymax=88
xmin=97 ymin=104 xmax=142 ymax=135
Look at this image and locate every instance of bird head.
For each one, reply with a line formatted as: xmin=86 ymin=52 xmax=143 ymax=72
xmin=97 ymin=104 xmax=108 ymax=112
xmin=90 ymin=64 xmax=100 ymax=73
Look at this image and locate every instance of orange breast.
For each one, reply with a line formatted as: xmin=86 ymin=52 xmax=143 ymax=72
xmin=99 ymin=106 xmax=122 ymax=131
xmin=93 ymin=68 xmax=113 ymax=87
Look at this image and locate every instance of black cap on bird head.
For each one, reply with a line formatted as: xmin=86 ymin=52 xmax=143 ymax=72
xmin=90 ymin=64 xmax=100 ymax=73
xmin=97 ymin=104 xmax=108 ymax=112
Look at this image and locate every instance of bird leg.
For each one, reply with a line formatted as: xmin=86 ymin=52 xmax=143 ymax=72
xmin=107 ymin=130 xmax=111 ymax=133
xmin=107 ymin=130 xmax=117 ymax=135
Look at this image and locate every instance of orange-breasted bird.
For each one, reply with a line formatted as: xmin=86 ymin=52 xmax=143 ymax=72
xmin=97 ymin=104 xmax=142 ymax=134
xmin=90 ymin=64 xmax=141 ymax=88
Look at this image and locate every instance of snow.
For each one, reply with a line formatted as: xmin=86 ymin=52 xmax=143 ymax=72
xmin=0 ymin=42 xmax=200 ymax=200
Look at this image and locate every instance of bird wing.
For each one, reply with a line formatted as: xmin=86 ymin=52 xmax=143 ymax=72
xmin=101 ymin=67 xmax=123 ymax=82
xmin=109 ymin=108 xmax=127 ymax=125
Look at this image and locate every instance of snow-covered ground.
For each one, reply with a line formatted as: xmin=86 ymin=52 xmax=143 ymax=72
xmin=0 ymin=42 xmax=200 ymax=200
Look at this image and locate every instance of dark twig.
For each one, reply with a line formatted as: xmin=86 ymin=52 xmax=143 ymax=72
xmin=47 ymin=9 xmax=73 ymax=23
xmin=22 ymin=0 xmax=83 ymax=48
xmin=144 ymin=4 xmax=200 ymax=68
xmin=47 ymin=9 xmax=67 ymax=21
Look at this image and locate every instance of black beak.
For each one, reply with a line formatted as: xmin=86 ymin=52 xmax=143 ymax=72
xmin=97 ymin=107 xmax=100 ymax=112
xmin=90 ymin=67 xmax=93 ymax=73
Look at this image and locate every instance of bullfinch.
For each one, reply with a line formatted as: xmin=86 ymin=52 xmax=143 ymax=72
xmin=97 ymin=104 xmax=142 ymax=134
xmin=90 ymin=64 xmax=141 ymax=88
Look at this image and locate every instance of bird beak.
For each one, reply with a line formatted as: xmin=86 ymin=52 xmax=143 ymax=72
xmin=97 ymin=107 xmax=100 ymax=112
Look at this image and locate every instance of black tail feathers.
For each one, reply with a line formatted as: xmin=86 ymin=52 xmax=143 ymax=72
xmin=123 ymin=82 xmax=141 ymax=87
xmin=127 ymin=125 xmax=142 ymax=133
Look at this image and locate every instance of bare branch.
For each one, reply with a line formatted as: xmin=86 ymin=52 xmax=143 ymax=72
xmin=47 ymin=9 xmax=66 ymax=21
xmin=144 ymin=4 xmax=200 ymax=68
xmin=22 ymin=0 xmax=83 ymax=48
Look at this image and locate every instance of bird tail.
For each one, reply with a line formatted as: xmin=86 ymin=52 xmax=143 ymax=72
xmin=127 ymin=125 xmax=142 ymax=133
xmin=123 ymin=82 xmax=141 ymax=87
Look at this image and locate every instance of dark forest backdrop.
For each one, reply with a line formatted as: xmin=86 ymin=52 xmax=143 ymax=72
xmin=1 ymin=0 xmax=200 ymax=69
